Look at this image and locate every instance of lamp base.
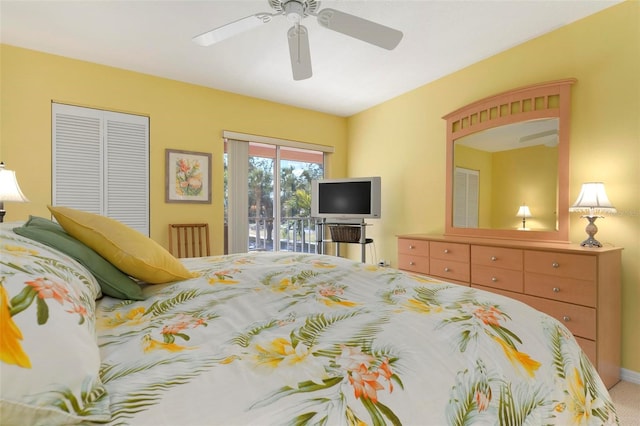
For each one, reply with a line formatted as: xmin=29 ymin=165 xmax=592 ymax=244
xmin=580 ymin=216 xmax=602 ymax=248
xmin=579 ymin=236 xmax=602 ymax=248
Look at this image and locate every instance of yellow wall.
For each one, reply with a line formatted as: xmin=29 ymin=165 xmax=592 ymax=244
xmin=348 ymin=1 xmax=639 ymax=373
xmin=0 ymin=45 xmax=348 ymax=253
xmin=492 ymin=145 xmax=558 ymax=230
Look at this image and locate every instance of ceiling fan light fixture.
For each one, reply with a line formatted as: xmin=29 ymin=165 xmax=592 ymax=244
xmin=284 ymin=1 xmax=305 ymax=23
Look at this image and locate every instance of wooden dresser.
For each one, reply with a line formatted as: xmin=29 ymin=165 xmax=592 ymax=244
xmin=397 ymin=234 xmax=622 ymax=389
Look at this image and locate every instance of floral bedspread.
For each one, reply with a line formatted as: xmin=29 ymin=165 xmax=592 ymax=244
xmin=96 ymin=252 xmax=617 ymax=425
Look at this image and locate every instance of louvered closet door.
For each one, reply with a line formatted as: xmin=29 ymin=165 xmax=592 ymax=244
xmin=53 ymin=104 xmax=103 ymax=213
xmin=52 ymin=103 xmax=149 ymax=235
xmin=104 ymin=112 xmax=149 ymax=235
xmin=453 ymin=167 xmax=479 ymax=228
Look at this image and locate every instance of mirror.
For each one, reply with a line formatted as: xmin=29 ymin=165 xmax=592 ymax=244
xmin=443 ymin=79 xmax=575 ymax=242
xmin=453 ymin=118 xmax=559 ymax=231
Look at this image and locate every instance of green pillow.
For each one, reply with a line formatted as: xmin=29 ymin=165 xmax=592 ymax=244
xmin=20 ymin=215 xmax=62 ymax=231
xmin=13 ymin=216 xmax=145 ymax=300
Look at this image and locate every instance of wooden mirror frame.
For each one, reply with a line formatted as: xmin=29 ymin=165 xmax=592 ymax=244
xmin=443 ymin=79 xmax=576 ymax=242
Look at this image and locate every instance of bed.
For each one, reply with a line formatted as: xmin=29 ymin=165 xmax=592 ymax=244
xmin=0 ymin=209 xmax=619 ymax=425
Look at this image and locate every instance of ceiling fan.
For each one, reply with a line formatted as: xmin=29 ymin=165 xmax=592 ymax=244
xmin=192 ymin=0 xmax=403 ymax=81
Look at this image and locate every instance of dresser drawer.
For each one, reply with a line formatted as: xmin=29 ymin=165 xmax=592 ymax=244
xmin=430 ymin=259 xmax=470 ymax=283
xmin=524 ymin=251 xmax=596 ymax=281
xmin=398 ymin=238 xmax=429 ymax=256
xmin=518 ymin=294 xmax=596 ymax=340
xmin=524 ymin=272 xmax=596 ymax=307
xmin=471 ymin=286 xmax=596 ymax=340
xmin=574 ymin=337 xmax=597 ymax=366
xmin=471 ymin=246 xmax=523 ymax=270
xmin=472 ymin=264 xmax=523 ymax=292
xmin=398 ymin=254 xmax=429 ymax=275
xmin=430 ymin=241 xmax=469 ymax=262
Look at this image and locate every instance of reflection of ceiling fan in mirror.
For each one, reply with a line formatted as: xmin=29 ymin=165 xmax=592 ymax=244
xmin=456 ymin=118 xmax=559 ymax=152
xmin=192 ymin=0 xmax=403 ymax=81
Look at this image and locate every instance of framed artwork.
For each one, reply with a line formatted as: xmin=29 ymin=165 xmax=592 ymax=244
xmin=165 ymin=149 xmax=212 ymax=203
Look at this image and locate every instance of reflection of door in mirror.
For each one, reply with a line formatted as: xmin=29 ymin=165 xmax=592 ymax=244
xmin=453 ymin=118 xmax=559 ymax=231
xmin=453 ymin=167 xmax=479 ymax=228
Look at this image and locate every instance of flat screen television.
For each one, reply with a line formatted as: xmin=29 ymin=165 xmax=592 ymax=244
xmin=311 ymin=176 xmax=381 ymax=221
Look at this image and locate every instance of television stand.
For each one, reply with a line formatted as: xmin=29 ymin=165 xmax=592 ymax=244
xmin=315 ymin=219 xmax=373 ymax=263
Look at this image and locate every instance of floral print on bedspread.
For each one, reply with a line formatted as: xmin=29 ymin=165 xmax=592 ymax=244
xmin=96 ymin=252 xmax=618 ymax=425
xmin=0 ymin=227 xmax=110 ymax=425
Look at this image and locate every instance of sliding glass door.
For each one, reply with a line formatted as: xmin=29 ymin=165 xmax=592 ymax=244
xmin=225 ymin=140 xmax=324 ymax=253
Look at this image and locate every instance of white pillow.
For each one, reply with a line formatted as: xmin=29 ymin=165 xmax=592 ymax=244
xmin=0 ymin=228 xmax=111 ymax=425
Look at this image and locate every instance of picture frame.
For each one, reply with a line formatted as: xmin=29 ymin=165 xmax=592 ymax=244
xmin=165 ymin=149 xmax=212 ymax=203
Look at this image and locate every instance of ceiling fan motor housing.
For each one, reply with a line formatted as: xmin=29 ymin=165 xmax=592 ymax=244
xmin=269 ymin=0 xmax=319 ymax=20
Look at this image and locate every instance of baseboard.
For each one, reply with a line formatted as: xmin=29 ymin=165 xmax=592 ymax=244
xmin=620 ymin=368 xmax=640 ymax=385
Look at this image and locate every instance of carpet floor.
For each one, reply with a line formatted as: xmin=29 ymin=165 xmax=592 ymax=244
xmin=609 ymin=380 xmax=640 ymax=425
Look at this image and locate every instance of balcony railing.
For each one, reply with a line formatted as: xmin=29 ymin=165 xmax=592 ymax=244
xmin=249 ymin=216 xmax=317 ymax=253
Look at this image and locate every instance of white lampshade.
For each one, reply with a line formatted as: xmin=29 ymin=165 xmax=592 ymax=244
xmin=569 ymin=182 xmax=616 ymax=214
xmin=516 ymin=205 xmax=532 ymax=218
xmin=0 ymin=163 xmax=29 ymax=203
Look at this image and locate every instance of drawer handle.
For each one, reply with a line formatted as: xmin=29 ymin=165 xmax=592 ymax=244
xmin=562 ymin=316 xmax=571 ymax=322
xmin=552 ymin=287 xmax=560 ymax=293
xmin=491 ymin=277 xmax=498 ymax=282
xmin=409 ymin=245 xmax=415 ymax=249
xmin=444 ymin=249 xmax=449 ymax=254
xmin=490 ymin=256 xmax=497 ymax=261
xmin=444 ymin=267 xmax=450 ymax=272
xmin=409 ymin=261 xmax=415 ymax=266
xmin=552 ymin=262 xmax=560 ymax=268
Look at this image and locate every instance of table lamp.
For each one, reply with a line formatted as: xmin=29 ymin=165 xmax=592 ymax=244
xmin=569 ymin=182 xmax=616 ymax=247
xmin=0 ymin=162 xmax=29 ymax=223
xmin=516 ymin=204 xmax=532 ymax=230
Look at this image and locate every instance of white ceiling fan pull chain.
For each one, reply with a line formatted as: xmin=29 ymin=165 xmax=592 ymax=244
xmin=294 ymin=23 xmax=302 ymax=64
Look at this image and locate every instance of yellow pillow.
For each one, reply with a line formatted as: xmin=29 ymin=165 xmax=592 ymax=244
xmin=48 ymin=205 xmax=196 ymax=284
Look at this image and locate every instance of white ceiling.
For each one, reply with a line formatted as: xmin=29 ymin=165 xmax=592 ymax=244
xmin=456 ymin=118 xmax=559 ymax=152
xmin=1 ymin=0 xmax=621 ymax=117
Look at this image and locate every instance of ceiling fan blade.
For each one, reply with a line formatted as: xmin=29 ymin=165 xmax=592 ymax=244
xmin=317 ymin=8 xmax=403 ymax=50
xmin=287 ymin=25 xmax=312 ymax=81
xmin=193 ymin=13 xmax=274 ymax=46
